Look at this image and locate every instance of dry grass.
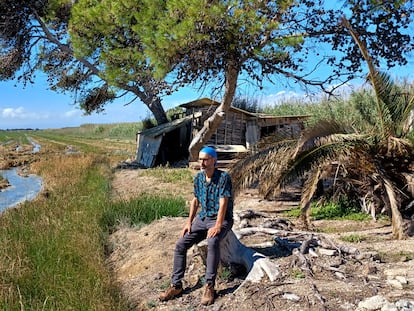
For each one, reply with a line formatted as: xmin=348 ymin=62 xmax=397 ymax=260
xmin=0 ymin=152 xmax=125 ymax=310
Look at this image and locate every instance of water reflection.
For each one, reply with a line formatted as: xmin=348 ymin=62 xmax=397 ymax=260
xmin=32 ymin=142 xmax=40 ymax=153
xmin=0 ymin=168 xmax=43 ymax=212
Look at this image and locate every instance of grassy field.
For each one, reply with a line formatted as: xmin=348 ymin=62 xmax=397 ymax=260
xmin=0 ymin=125 xmax=189 ymax=310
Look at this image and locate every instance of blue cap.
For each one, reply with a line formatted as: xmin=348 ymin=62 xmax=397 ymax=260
xmin=200 ymin=146 xmax=217 ymax=158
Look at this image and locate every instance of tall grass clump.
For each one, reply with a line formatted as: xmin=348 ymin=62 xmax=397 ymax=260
xmin=0 ymin=154 xmax=125 ymax=310
xmin=108 ymin=123 xmax=140 ymax=139
xmin=262 ymin=88 xmax=381 ymax=131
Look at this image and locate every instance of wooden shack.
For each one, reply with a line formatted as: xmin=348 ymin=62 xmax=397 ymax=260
xmin=180 ymin=98 xmax=309 ymax=153
xmin=135 ymin=98 xmax=309 ymax=167
xmin=135 ymin=114 xmax=194 ymax=168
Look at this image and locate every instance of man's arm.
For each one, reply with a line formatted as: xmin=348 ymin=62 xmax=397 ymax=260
xmin=207 ymin=197 xmax=228 ymax=238
xmin=181 ymin=197 xmax=199 ymax=237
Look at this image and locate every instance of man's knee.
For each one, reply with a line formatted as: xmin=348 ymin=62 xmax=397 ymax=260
xmin=175 ymin=239 xmax=188 ymax=253
xmin=207 ymin=236 xmax=220 ymax=249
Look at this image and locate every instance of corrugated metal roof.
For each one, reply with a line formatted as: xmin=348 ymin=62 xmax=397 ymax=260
xmin=180 ymin=97 xmax=310 ymax=120
xmin=137 ymin=113 xmax=196 ymax=138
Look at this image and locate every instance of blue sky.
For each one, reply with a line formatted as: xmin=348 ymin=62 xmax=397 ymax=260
xmin=0 ymin=71 xmax=314 ymax=130
xmin=0 ymin=74 xmax=202 ymax=130
xmin=1 ymin=65 xmax=413 ymax=130
xmin=1 ymin=47 xmax=414 ymax=130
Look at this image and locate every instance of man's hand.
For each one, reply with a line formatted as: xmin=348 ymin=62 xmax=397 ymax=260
xmin=180 ymin=222 xmax=192 ymax=238
xmin=207 ymin=226 xmax=221 ymax=238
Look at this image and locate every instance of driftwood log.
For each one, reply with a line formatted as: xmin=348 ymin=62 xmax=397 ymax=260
xmin=196 ymin=229 xmax=280 ymax=282
xmin=194 ymin=209 xmax=287 ymax=283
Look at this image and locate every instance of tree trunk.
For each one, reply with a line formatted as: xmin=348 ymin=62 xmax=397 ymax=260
xmin=188 ymin=63 xmax=240 ymax=161
xmin=145 ymin=97 xmax=168 ymax=125
xmin=196 ymin=230 xmax=280 ymax=283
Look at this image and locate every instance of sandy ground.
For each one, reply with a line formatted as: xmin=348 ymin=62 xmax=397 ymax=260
xmin=109 ymin=168 xmax=414 ymax=311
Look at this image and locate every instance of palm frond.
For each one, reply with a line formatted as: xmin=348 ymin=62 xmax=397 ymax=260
xmin=371 ymin=72 xmax=414 ymax=138
xmin=228 ymin=140 xmax=296 ymax=196
xmin=381 ymin=136 xmax=414 ymax=157
xmin=342 ymin=16 xmax=414 ymax=141
xmin=232 ymin=118 xmax=370 ymax=200
xmin=384 ymin=178 xmax=406 ymax=239
xmin=294 ymin=119 xmax=354 ymax=157
xmin=300 ymin=167 xmax=322 ymax=228
xmin=271 ymin=119 xmax=369 ymax=195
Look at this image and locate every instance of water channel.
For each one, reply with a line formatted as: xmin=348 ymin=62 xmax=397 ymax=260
xmin=0 ymin=139 xmax=43 ymax=213
xmin=0 ymin=168 xmax=43 ymax=212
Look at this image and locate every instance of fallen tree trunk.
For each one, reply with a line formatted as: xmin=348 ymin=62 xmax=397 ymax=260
xmin=196 ymin=230 xmax=280 ymax=282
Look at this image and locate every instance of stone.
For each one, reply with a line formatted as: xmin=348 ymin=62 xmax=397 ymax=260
xmin=357 ymin=295 xmax=388 ymax=311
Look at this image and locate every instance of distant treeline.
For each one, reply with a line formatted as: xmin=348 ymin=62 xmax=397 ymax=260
xmin=1 ymin=128 xmax=40 ymax=131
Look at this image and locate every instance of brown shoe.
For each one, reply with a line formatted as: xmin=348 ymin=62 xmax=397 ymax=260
xmin=159 ymin=284 xmax=183 ymax=301
xmin=201 ymin=283 xmax=215 ymax=305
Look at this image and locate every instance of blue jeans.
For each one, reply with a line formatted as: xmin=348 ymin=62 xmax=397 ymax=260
xmin=171 ymin=216 xmax=233 ymax=287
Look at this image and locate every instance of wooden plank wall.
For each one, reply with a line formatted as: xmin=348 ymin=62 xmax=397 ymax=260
xmin=188 ymin=106 xmax=305 ymax=146
xmin=212 ymin=110 xmax=245 ymax=145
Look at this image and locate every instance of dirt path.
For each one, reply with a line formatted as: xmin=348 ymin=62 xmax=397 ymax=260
xmin=109 ymin=168 xmax=414 ymax=311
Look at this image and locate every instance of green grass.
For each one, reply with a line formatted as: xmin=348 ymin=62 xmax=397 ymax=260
xmin=101 ymin=194 xmax=187 ymax=234
xmin=0 ymin=130 xmax=31 ymax=144
xmin=289 ymin=269 xmax=305 ymax=279
xmin=312 ymin=202 xmax=371 ymax=221
xmin=339 ymin=234 xmax=367 ymax=243
xmin=46 ymin=122 xmax=141 ymax=140
xmin=0 ymin=150 xmax=187 ymax=310
xmin=32 ymin=130 xmax=109 ymax=153
xmin=140 ymin=166 xmax=194 ymax=184
xmin=218 ymin=266 xmax=233 ymax=282
xmin=285 ymin=201 xmax=371 ymax=221
xmin=0 ymin=156 xmax=121 ymax=310
xmin=1 ymin=122 xmax=140 ymax=155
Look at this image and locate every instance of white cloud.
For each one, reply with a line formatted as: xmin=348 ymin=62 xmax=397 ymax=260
xmin=2 ymin=107 xmax=25 ymax=118
xmin=258 ymin=91 xmax=305 ymax=106
xmin=63 ymin=109 xmax=81 ymax=118
xmin=1 ymin=107 xmax=49 ymax=120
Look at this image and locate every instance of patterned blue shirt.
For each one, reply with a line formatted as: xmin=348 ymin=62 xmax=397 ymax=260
xmin=194 ymin=169 xmax=234 ymax=220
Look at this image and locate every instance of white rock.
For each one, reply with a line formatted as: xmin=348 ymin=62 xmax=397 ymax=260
xmin=395 ymin=299 xmax=414 ymax=309
xmin=395 ymin=275 xmax=408 ymax=284
xmin=282 ymin=293 xmax=300 ymax=302
xmin=358 ymin=295 xmax=388 ymax=310
xmin=335 ymin=271 xmax=346 ymax=280
xmin=318 ymin=248 xmax=336 ymax=256
xmin=387 ymin=279 xmax=404 ymax=289
xmin=381 ymin=302 xmax=398 ymax=311
xmin=308 ymin=248 xmax=318 ymax=257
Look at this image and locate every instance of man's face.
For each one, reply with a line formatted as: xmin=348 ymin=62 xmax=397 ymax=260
xmin=198 ymin=152 xmax=215 ymax=172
